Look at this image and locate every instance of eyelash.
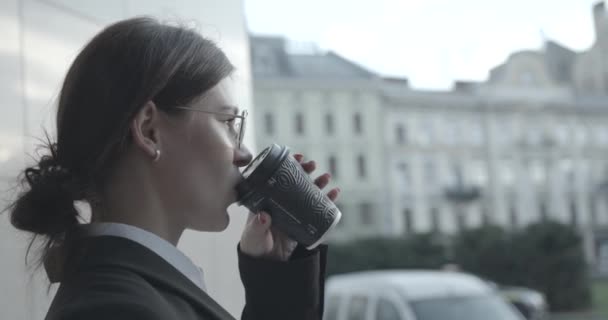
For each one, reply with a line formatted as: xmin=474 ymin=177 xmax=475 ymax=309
xmin=223 ymin=118 xmax=237 ymax=130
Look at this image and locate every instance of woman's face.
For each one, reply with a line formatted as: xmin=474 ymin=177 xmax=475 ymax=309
xmin=158 ymin=78 xmax=252 ymax=232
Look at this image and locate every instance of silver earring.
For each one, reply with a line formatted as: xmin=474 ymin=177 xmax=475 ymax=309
xmin=154 ymin=149 xmax=161 ymax=162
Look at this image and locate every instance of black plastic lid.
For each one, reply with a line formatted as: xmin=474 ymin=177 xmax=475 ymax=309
xmin=236 ymin=144 xmax=289 ymax=201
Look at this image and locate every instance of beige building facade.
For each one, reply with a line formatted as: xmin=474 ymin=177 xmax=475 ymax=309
xmin=250 ymin=2 xmax=608 ymax=274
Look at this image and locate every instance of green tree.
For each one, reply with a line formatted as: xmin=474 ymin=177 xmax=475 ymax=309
xmin=326 ymin=233 xmax=447 ymax=276
xmin=513 ymin=221 xmax=591 ymax=311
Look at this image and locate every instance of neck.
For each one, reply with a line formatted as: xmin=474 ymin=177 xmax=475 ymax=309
xmin=91 ymin=159 xmax=184 ymax=246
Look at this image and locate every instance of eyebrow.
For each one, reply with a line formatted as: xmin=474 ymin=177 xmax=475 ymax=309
xmin=219 ymin=105 xmax=239 ymax=114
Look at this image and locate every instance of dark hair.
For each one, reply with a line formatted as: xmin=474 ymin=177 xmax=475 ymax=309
xmin=8 ymin=17 xmax=234 ymax=267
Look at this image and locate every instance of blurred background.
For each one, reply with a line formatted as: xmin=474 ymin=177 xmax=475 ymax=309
xmin=2 ymin=0 xmax=608 ymax=319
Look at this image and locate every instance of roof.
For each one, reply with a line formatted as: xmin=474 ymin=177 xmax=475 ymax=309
xmin=250 ymin=35 xmax=378 ymax=80
xmin=488 ymin=40 xmax=577 ymax=86
xmin=326 ymin=270 xmax=493 ymax=301
xmin=544 ymin=40 xmax=577 ymax=84
xmin=288 ymin=52 xmax=376 ymax=78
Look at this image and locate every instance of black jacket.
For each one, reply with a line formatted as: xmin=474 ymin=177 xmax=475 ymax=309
xmin=45 ymin=235 xmax=327 ymax=320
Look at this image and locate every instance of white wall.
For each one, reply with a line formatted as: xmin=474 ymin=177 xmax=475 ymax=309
xmin=0 ymin=0 xmax=252 ymax=318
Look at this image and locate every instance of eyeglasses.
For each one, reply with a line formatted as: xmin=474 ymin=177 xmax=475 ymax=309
xmin=174 ymin=106 xmax=248 ymax=149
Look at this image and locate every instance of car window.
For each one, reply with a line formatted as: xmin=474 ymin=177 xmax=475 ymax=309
xmin=410 ymin=294 xmax=523 ymax=320
xmin=325 ymin=295 xmax=341 ymax=320
xmin=347 ymin=295 xmax=369 ymax=320
xmin=376 ymin=297 xmax=402 ymax=320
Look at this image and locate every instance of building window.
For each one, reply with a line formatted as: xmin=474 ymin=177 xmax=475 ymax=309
xmin=264 ymin=112 xmax=274 ymax=135
xmin=471 ymin=160 xmax=488 ymax=187
xmin=496 ymin=120 xmax=513 ymax=145
xmin=573 ymin=125 xmax=588 ymax=146
xmin=329 ymin=156 xmax=338 ymax=179
xmin=396 ymin=124 xmax=407 ymax=144
xmin=404 ymin=208 xmax=413 ymax=233
xmin=481 ymin=203 xmax=490 ymax=225
xmin=425 ymin=160 xmax=436 ymax=184
xmin=590 ymin=195 xmax=598 ymax=225
xmin=325 ymin=113 xmax=334 ymax=135
xmin=456 ymin=209 xmax=467 ymax=231
xmin=556 ymin=125 xmax=569 ymax=145
xmin=539 ymin=201 xmax=549 ymax=221
xmin=453 ymin=164 xmax=464 ymax=186
xmin=354 ymin=112 xmax=362 ymax=134
xmin=357 ymin=155 xmax=367 ymax=178
xmin=470 ymin=121 xmax=483 ymax=146
xmin=527 ymin=127 xmax=543 ymax=146
xmin=430 ymin=207 xmax=440 ymax=232
xmin=423 ymin=116 xmax=436 ymax=145
xmin=600 ymin=127 xmax=608 ymax=146
xmin=510 ymin=205 xmax=518 ymax=228
xmin=530 ymin=160 xmax=546 ymax=186
xmin=501 ymin=160 xmax=515 ymax=187
xmin=445 ymin=119 xmax=458 ymax=145
xmin=398 ymin=163 xmax=410 ymax=192
xmin=295 ymin=113 xmax=304 ymax=135
xmin=360 ymin=203 xmax=373 ymax=225
xmin=570 ymin=201 xmax=578 ymax=226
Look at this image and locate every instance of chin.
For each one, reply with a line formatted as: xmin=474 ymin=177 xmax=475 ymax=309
xmin=216 ymin=214 xmax=230 ymax=231
xmin=208 ymin=214 xmax=231 ymax=232
xmin=189 ymin=211 xmax=230 ymax=232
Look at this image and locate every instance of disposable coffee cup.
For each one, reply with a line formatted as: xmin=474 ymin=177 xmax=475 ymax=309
xmin=236 ymin=144 xmax=342 ymax=249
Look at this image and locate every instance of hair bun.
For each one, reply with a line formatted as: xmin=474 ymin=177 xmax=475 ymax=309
xmin=10 ymin=154 xmax=79 ymax=236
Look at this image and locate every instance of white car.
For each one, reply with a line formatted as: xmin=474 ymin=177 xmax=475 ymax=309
xmin=324 ymin=270 xmax=525 ymax=320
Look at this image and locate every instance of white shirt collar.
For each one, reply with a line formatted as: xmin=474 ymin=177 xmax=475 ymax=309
xmin=81 ymin=222 xmax=206 ymax=292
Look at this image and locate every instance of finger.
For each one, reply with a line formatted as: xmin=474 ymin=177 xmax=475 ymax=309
xmin=314 ymin=173 xmax=331 ymax=189
xmin=301 ymin=160 xmax=316 ymax=173
xmin=240 ymin=211 xmax=273 ymax=258
xmin=293 ymin=154 xmax=304 ymax=163
xmin=327 ymin=188 xmax=341 ymax=201
xmin=270 ymin=225 xmax=289 ymax=242
xmin=246 ymin=211 xmax=257 ymax=224
xmin=246 ymin=211 xmax=272 ymax=234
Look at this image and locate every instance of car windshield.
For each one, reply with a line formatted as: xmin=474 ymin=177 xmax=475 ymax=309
xmin=409 ymin=294 xmax=524 ymax=320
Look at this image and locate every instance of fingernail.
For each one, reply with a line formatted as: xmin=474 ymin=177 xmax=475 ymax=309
xmin=259 ymin=215 xmax=267 ymax=224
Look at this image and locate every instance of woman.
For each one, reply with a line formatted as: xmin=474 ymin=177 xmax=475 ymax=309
xmin=8 ymin=17 xmax=340 ymax=320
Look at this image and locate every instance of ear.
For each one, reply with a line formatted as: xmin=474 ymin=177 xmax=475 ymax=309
xmin=130 ymin=101 xmax=162 ymax=160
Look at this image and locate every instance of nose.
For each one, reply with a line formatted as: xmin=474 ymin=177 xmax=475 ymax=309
xmin=234 ymin=144 xmax=253 ymax=167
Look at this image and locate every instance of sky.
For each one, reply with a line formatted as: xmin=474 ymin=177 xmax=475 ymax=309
xmin=244 ymin=0 xmax=601 ymax=90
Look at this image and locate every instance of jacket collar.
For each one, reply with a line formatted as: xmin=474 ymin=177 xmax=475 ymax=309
xmin=60 ymin=235 xmax=236 ymax=320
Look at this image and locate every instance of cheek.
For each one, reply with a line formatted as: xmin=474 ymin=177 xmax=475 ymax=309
xmin=196 ymin=123 xmax=235 ymax=163
xmin=187 ymin=125 xmax=235 ymax=184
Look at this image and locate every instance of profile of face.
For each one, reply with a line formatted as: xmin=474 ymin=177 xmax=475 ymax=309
xmin=134 ymin=77 xmax=253 ymax=232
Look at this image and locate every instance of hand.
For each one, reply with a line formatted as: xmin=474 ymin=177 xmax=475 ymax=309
xmin=239 ymin=154 xmax=341 ymax=261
